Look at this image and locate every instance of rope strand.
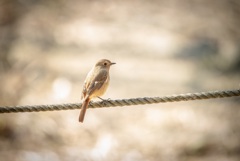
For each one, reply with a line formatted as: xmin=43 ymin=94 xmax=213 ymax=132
xmin=0 ymin=89 xmax=239 ymax=113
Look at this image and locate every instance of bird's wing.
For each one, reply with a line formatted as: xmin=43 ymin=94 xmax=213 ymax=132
xmin=81 ymin=69 xmax=93 ymax=100
xmin=87 ymin=69 xmax=108 ymax=96
xmin=81 ymin=81 xmax=87 ymax=100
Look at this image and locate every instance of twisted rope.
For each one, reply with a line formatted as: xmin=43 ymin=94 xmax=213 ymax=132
xmin=0 ymin=89 xmax=239 ymax=113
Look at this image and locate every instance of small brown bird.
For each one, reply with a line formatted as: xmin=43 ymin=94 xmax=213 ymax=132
xmin=79 ymin=59 xmax=116 ymax=122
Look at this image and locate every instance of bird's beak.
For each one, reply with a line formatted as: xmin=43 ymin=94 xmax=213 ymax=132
xmin=111 ymin=62 xmax=116 ymax=65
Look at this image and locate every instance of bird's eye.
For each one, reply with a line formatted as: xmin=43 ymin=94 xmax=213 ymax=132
xmin=103 ymin=62 xmax=107 ymax=66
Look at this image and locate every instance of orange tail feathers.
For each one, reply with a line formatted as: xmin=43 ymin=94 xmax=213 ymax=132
xmin=79 ymin=98 xmax=90 ymax=123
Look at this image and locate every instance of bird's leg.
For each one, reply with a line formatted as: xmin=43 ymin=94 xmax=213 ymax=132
xmin=97 ymin=97 xmax=111 ymax=101
xmin=97 ymin=97 xmax=111 ymax=106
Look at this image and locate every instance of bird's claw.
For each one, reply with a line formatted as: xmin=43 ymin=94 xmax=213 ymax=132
xmin=98 ymin=97 xmax=111 ymax=106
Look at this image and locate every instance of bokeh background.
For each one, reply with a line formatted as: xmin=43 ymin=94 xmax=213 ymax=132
xmin=0 ymin=0 xmax=240 ymax=161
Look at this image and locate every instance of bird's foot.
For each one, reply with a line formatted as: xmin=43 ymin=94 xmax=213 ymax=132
xmin=98 ymin=97 xmax=111 ymax=106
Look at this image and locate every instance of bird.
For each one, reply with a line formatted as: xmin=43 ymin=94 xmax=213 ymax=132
xmin=79 ymin=59 xmax=116 ymax=122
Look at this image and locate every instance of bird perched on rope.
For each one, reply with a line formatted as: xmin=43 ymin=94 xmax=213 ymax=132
xmin=79 ymin=59 xmax=116 ymax=122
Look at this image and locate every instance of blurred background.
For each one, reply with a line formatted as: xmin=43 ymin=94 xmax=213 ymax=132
xmin=0 ymin=0 xmax=240 ymax=161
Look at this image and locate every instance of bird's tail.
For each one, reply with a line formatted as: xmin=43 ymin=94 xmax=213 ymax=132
xmin=79 ymin=97 xmax=90 ymax=123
